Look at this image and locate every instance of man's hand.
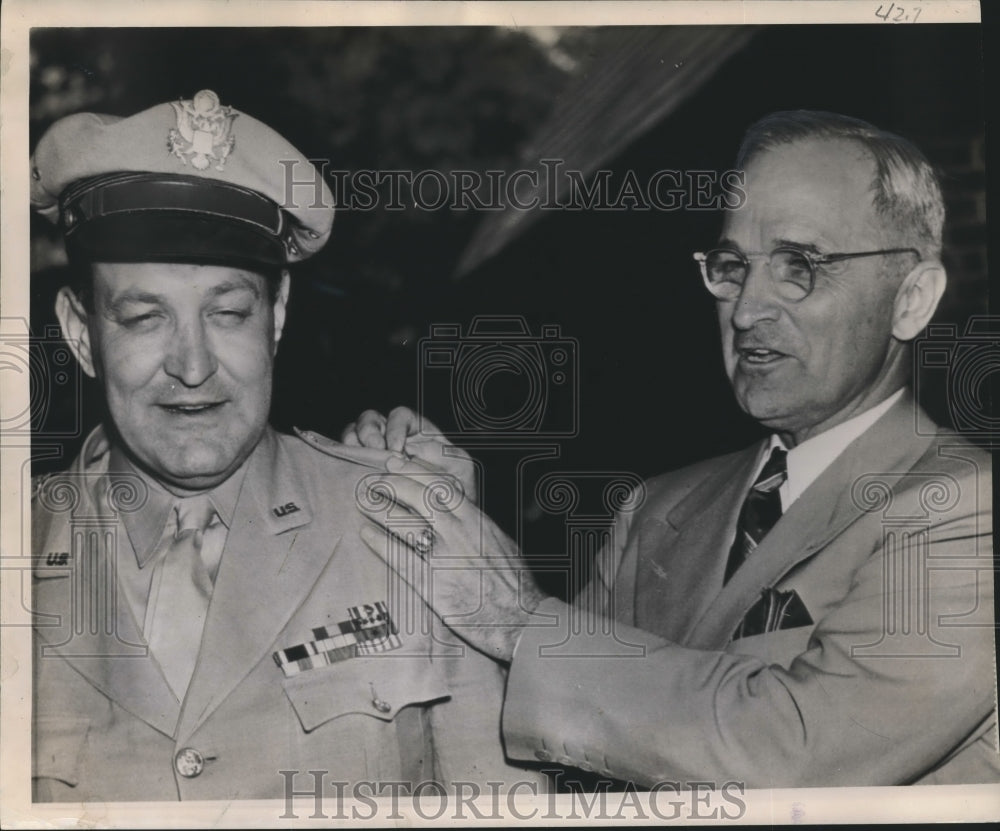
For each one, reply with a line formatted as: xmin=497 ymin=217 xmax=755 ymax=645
xmin=357 ymin=455 xmax=546 ymax=664
xmin=342 ymin=407 xmax=478 ymax=505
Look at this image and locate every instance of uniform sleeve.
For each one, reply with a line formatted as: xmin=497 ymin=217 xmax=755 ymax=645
xmin=428 ymin=621 xmax=550 ymax=791
xmin=420 ymin=480 xmax=647 ymax=790
xmin=501 ymin=483 xmax=997 ymax=788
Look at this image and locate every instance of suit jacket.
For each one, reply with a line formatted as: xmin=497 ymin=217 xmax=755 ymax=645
xmin=502 ymin=393 xmax=998 ymax=787
xmin=32 ymin=425 xmax=542 ymax=801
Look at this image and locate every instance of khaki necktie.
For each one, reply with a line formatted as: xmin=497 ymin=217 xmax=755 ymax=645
xmin=145 ymin=495 xmax=216 ymax=700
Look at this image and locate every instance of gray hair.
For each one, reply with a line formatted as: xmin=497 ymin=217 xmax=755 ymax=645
xmin=735 ymin=110 xmax=945 ymax=259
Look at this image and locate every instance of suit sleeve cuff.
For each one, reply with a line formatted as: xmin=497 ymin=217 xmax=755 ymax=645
xmin=502 ymin=596 xmax=655 ymax=779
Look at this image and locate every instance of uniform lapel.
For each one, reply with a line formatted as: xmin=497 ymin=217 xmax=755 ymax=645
xmin=687 ymin=392 xmax=935 ymax=649
xmin=175 ymin=429 xmax=343 ymax=740
xmin=634 ymin=445 xmax=763 ymax=641
xmin=33 ymin=447 xmax=181 ymax=737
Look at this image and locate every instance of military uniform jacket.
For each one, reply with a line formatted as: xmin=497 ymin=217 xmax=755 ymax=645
xmin=502 ymin=393 xmax=999 ymax=787
xmin=32 ymin=426 xmax=541 ymax=801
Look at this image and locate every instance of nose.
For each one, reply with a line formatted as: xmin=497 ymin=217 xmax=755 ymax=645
xmin=729 ymin=257 xmax=782 ymax=331
xmin=163 ymin=318 xmax=218 ymax=386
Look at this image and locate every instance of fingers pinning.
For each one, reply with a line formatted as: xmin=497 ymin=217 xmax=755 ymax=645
xmin=386 ymin=405 xmax=419 ymax=453
xmin=357 ymin=424 xmax=388 ymax=450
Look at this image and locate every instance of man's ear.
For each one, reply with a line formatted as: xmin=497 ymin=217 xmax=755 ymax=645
xmin=272 ymin=270 xmax=291 ymax=352
xmin=54 ymin=287 xmax=97 ymax=378
xmin=892 ymin=260 xmax=946 ymax=342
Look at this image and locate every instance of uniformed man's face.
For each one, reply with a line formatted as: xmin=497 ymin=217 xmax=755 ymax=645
xmin=717 ymin=138 xmax=911 ymax=445
xmin=63 ymin=262 xmax=289 ymax=493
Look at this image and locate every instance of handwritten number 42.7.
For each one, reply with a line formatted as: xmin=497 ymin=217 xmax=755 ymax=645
xmin=875 ymin=3 xmax=922 ymax=21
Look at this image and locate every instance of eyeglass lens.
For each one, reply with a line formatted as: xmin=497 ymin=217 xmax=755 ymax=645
xmin=704 ymin=249 xmax=813 ymax=301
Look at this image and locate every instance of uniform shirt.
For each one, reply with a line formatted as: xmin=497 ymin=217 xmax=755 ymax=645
xmin=33 ymin=424 xmax=546 ymax=800
xmin=108 ymin=445 xmax=247 ymax=636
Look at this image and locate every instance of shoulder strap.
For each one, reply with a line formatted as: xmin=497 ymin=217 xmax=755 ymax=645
xmin=293 ymin=426 xmax=399 ymax=471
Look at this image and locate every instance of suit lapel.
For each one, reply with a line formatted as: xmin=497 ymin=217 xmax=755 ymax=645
xmin=176 ymin=430 xmax=343 ymax=741
xmin=634 ymin=445 xmax=762 ymax=641
xmin=687 ymin=393 xmax=935 ymax=649
xmin=33 ymin=456 xmax=180 ymax=737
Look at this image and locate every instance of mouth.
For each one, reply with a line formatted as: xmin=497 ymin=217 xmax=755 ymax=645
xmin=736 ymin=347 xmax=788 ymax=366
xmin=158 ymin=402 xmax=226 ymax=415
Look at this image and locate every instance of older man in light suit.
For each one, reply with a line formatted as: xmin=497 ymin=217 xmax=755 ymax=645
xmin=350 ymin=111 xmax=997 ymax=787
xmin=30 ymin=90 xmax=542 ymax=801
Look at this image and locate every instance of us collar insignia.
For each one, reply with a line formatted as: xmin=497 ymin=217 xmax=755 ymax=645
xmin=167 ymin=89 xmax=238 ymax=172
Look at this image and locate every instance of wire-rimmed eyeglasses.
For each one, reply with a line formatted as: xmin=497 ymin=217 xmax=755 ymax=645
xmin=693 ymin=246 xmax=921 ymax=302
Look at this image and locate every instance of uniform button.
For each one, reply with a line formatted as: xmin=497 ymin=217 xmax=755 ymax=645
xmin=369 ymin=682 xmax=391 ymax=713
xmin=534 ymin=749 xmax=553 ymax=762
xmin=175 ymin=747 xmax=205 ymax=778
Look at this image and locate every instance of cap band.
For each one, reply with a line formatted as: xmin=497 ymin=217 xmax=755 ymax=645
xmin=61 ymin=172 xmax=293 ymax=267
xmin=62 ymin=172 xmax=285 ymax=235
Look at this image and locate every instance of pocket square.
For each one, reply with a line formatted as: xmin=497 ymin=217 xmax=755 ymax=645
xmin=732 ymin=588 xmax=813 ymax=641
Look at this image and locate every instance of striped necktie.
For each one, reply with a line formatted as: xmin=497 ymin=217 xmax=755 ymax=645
xmin=144 ymin=495 xmax=216 ymax=700
xmin=724 ymin=446 xmax=787 ymax=585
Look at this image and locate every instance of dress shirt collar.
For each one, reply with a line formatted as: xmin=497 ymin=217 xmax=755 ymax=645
xmin=762 ymin=388 xmax=905 ymax=511
xmin=108 ymin=444 xmax=248 ymax=567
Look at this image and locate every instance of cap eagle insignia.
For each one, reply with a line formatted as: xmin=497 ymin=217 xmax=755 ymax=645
xmin=167 ymin=89 xmax=238 ymax=171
